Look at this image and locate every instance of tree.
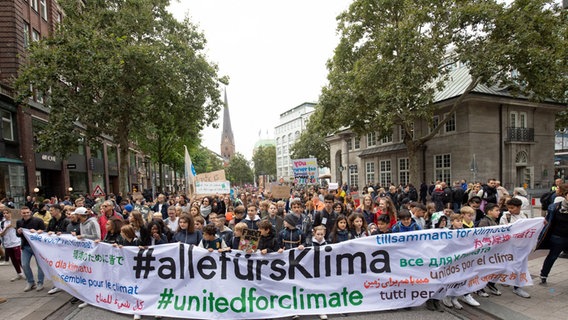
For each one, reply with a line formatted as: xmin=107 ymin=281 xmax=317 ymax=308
xmin=15 ymin=0 xmax=224 ymax=196
xmin=190 ymin=146 xmax=224 ymax=175
xmin=252 ymin=145 xmax=276 ymax=180
xmin=320 ymin=0 xmax=567 ymax=185
xmin=226 ymin=153 xmax=254 ymax=186
xmin=290 ymin=107 xmax=331 ymax=168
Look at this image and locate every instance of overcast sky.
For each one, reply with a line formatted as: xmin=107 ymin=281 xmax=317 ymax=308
xmin=167 ymin=0 xmax=352 ymax=160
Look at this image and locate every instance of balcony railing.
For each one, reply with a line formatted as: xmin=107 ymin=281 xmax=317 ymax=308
xmin=507 ymin=127 xmax=534 ymax=142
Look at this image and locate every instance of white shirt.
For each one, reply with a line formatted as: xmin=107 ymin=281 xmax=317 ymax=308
xmin=0 ymin=220 xmax=21 ymax=248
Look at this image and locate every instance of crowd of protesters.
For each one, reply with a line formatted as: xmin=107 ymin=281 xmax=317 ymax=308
xmin=2 ymin=176 xmax=566 ymax=319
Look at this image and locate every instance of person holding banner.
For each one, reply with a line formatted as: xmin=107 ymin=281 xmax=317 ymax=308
xmin=538 ymin=183 xmax=568 ymax=284
xmin=16 ymin=206 xmax=46 ymax=292
xmin=173 ymin=214 xmax=202 ymax=245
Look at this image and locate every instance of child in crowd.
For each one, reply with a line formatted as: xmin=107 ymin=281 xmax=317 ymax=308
xmin=348 ymin=212 xmax=369 ymax=238
xmin=307 ymin=224 xmax=329 ymax=320
xmin=278 ymin=215 xmax=304 ymax=252
xmin=231 ymin=222 xmax=248 ymax=250
xmin=442 ymin=213 xmax=481 ymax=309
xmin=499 ymin=198 xmax=531 ymax=298
xmin=173 ymin=214 xmax=202 ymax=245
xmin=215 ymin=216 xmax=234 ymax=246
xmin=118 ymin=224 xmax=140 ymax=247
xmin=244 ymin=204 xmax=261 ymax=230
xmin=409 ymin=202 xmax=427 ymax=229
xmin=328 ymin=215 xmax=351 ymax=244
xmin=373 ymin=214 xmax=392 ymax=234
xmin=311 ymin=225 xmax=327 ymax=247
xmin=229 ymin=205 xmax=246 ymax=230
xmin=460 ymin=206 xmax=475 ymax=228
xmin=147 ymin=221 xmax=168 ymax=246
xmin=193 ymin=215 xmax=205 ymax=232
xmin=391 ymin=209 xmax=422 ymax=233
xmin=367 ymin=223 xmax=378 ymax=235
xmin=257 ymin=220 xmax=279 ymax=254
xmin=477 ymin=203 xmax=501 ymax=297
xmin=199 ymin=224 xmax=228 ymax=252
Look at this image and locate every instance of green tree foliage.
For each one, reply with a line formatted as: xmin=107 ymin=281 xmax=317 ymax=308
xmin=252 ymin=145 xmax=276 ymax=180
xmin=190 ymin=146 xmax=224 ymax=175
xmin=226 ymin=153 xmax=254 ymax=186
xmin=290 ymin=107 xmax=330 ymax=168
xmin=15 ymin=0 xmax=224 ymax=195
xmin=320 ymin=0 xmax=567 ymax=185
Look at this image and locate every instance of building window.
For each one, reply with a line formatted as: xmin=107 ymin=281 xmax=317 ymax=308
xmin=40 ymin=0 xmax=47 ymax=20
xmin=379 ymin=160 xmax=391 ymax=187
xmin=367 ymin=132 xmax=376 ymax=147
xmin=434 ymin=154 xmax=451 ymax=184
xmin=32 ymin=29 xmax=40 ymax=42
xmin=353 ymin=136 xmax=360 ymax=149
xmin=399 ymin=158 xmax=409 ymax=186
xmin=366 ymin=162 xmax=375 ymax=185
xmin=31 ymin=0 xmax=39 ymax=12
xmin=1 ymin=110 xmax=14 ymax=141
xmin=35 ymin=170 xmax=42 ymax=187
xmin=430 ymin=115 xmax=440 ymax=133
xmin=381 ymin=133 xmax=393 ymax=144
xmin=510 ymin=111 xmax=527 ymax=128
xmin=349 ymin=165 xmax=359 ymax=189
xmin=445 ymin=113 xmax=456 ymax=132
xmin=346 ymin=139 xmax=352 ymax=151
xmin=23 ymin=22 xmax=30 ymax=48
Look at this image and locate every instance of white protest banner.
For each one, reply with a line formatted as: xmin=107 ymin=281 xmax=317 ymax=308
xmin=195 ymin=181 xmax=231 ymax=195
xmin=24 ymin=218 xmax=544 ymax=319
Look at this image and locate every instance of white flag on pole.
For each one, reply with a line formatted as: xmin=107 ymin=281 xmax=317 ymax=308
xmin=184 ymin=145 xmax=196 ymax=195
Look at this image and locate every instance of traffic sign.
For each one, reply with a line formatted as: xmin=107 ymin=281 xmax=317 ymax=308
xmin=92 ymin=185 xmax=105 ymax=198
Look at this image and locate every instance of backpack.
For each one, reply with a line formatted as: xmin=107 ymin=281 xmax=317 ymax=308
xmin=540 ymin=191 xmax=555 ymax=211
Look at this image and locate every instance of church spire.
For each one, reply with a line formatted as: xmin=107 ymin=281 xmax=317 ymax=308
xmin=220 ymin=88 xmax=235 ymax=165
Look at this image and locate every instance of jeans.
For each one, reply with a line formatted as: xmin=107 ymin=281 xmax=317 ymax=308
xmin=540 ymin=235 xmax=568 ymax=278
xmin=21 ymin=245 xmax=44 ymax=285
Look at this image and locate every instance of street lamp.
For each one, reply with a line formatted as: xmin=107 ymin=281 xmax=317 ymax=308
xmin=33 ymin=187 xmax=39 ymax=194
xmin=68 ymin=187 xmax=73 ymax=193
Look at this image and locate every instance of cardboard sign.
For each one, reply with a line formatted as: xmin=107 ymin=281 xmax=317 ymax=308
xmin=195 ymin=181 xmax=231 ymax=195
xmin=195 ymin=170 xmax=226 ymax=182
xmin=238 ymin=229 xmax=260 ymax=252
xmin=271 ymin=185 xmax=290 ymax=199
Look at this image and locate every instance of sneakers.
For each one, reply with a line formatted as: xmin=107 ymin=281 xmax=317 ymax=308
xmin=476 ymin=289 xmax=489 ymax=297
xmin=485 ymin=283 xmax=502 ymax=296
xmin=36 ymin=283 xmax=44 ymax=292
xmin=48 ymin=287 xmax=61 ymax=295
xmin=442 ymin=297 xmax=453 ymax=308
xmin=11 ymin=274 xmax=24 ymax=282
xmin=70 ymin=297 xmax=81 ymax=304
xmin=0 ymin=261 xmax=10 ymax=266
xmin=78 ymin=302 xmax=88 ymax=309
xmin=451 ymin=297 xmax=463 ymax=310
xmin=426 ymin=299 xmax=444 ymax=312
xmin=540 ymin=276 xmax=547 ymax=284
xmin=133 ymin=315 xmax=142 ymax=320
xmin=513 ymin=287 xmax=531 ymax=298
xmin=24 ymin=283 xmax=36 ymax=292
xmin=461 ymin=294 xmax=480 ymax=307
xmin=319 ymin=315 xmax=328 ymax=320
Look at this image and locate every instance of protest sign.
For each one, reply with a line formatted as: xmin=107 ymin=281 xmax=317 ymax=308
xmin=270 ymin=186 xmax=290 ymax=199
xmin=195 ymin=170 xmax=226 ymax=182
xmin=195 ymin=181 xmax=231 ymax=195
xmin=291 ymin=158 xmax=318 ymax=184
xmin=25 ymin=218 xmax=543 ymax=319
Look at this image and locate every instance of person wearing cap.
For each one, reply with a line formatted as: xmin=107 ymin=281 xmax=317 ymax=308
xmin=74 ymin=207 xmax=101 ymax=241
xmin=278 ymin=214 xmax=304 ymax=252
xmin=74 ymin=206 xmax=101 ymax=309
xmin=16 ymin=206 xmax=46 ymax=292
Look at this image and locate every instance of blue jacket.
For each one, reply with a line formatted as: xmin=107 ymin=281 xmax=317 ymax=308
xmin=391 ymin=221 xmax=422 ymax=233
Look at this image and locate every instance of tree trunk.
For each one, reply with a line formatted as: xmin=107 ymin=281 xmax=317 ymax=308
xmin=407 ymin=141 xmax=424 ymax=187
xmin=118 ymin=131 xmax=130 ymax=197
